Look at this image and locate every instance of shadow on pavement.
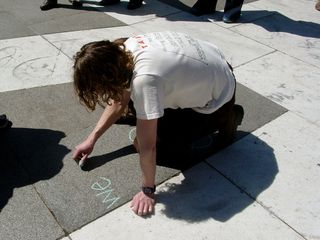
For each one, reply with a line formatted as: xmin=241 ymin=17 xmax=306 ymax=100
xmin=81 ymin=144 xmax=136 ymax=171
xmin=0 ymin=127 xmax=70 ymax=212
xmin=156 ymin=133 xmax=278 ymax=222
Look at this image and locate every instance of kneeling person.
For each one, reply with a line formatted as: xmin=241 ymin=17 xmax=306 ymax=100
xmin=71 ymin=31 xmax=244 ymax=216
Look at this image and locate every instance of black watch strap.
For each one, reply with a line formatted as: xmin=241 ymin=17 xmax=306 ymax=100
xmin=142 ymin=185 xmax=156 ymax=194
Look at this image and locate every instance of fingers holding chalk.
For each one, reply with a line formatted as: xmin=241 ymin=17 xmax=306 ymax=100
xmin=78 ymin=154 xmax=88 ymax=168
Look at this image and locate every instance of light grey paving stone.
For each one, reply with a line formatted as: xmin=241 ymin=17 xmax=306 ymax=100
xmin=207 ymin=4 xmax=274 ymax=28
xmin=231 ymin=10 xmax=320 ymax=67
xmin=235 ymin=83 xmax=287 ymax=138
xmin=43 ymin=26 xmax=140 ymax=59
xmin=69 ymin=163 xmax=304 ymax=240
xmin=206 ymin=112 xmax=320 ymax=239
xmin=0 ymin=36 xmax=72 ymax=92
xmin=131 ymin=13 xmax=274 ymax=67
xmin=234 ymin=51 xmax=320 ymax=126
xmin=32 ymin=125 xmax=178 ymax=233
xmin=94 ymin=0 xmax=181 ymax=25
xmin=0 ymin=183 xmax=64 ymax=240
xmin=249 ymin=0 xmax=320 ymax=29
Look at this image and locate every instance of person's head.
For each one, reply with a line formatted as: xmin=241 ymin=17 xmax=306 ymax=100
xmin=73 ymin=39 xmax=134 ymax=111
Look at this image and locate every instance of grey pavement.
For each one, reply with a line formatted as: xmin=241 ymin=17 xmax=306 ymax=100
xmin=0 ymin=0 xmax=319 ymax=239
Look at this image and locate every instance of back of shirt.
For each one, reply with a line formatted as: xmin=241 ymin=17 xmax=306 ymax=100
xmin=125 ymin=31 xmax=235 ymax=120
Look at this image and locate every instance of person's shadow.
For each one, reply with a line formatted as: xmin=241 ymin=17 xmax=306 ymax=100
xmin=208 ymin=9 xmax=320 ymax=38
xmin=57 ymin=0 xmax=320 ymax=39
xmin=0 ymin=128 xmax=70 ymax=212
xmin=156 ymin=132 xmax=278 ymax=222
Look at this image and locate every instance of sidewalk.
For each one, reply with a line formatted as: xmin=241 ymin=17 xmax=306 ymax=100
xmin=0 ymin=0 xmax=319 ymax=239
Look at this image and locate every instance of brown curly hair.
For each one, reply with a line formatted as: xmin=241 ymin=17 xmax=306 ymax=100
xmin=73 ymin=39 xmax=134 ymax=111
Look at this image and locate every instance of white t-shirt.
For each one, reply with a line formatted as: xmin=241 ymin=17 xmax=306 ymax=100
xmin=125 ymin=31 xmax=235 ymax=120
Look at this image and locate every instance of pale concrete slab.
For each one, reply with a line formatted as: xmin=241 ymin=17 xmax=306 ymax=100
xmin=249 ymin=0 xmax=320 ymax=27
xmin=130 ymin=12 xmax=274 ymax=67
xmin=234 ymin=51 xmax=320 ymax=126
xmin=0 ymin=36 xmax=72 ymax=93
xmin=69 ymin=163 xmax=304 ymax=240
xmin=231 ymin=8 xmax=320 ymax=67
xmin=206 ymin=112 xmax=320 ymax=239
xmin=97 ymin=0 xmax=181 ymax=25
xmin=43 ymin=26 xmax=141 ymax=59
xmin=206 ymin=3 xmax=274 ymax=28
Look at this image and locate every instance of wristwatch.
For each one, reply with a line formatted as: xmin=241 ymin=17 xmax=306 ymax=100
xmin=142 ymin=185 xmax=156 ymax=194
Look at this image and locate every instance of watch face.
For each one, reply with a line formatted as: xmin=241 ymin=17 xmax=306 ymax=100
xmin=142 ymin=186 xmax=155 ymax=194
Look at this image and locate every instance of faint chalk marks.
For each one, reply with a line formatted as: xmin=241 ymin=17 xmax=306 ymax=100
xmin=267 ymin=92 xmax=294 ymax=102
xmin=12 ymin=56 xmax=54 ymax=80
xmin=0 ymin=46 xmax=20 ymax=66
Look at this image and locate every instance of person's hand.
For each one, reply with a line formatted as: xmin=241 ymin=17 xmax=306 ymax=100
xmin=130 ymin=191 xmax=155 ymax=216
xmin=72 ymin=139 xmax=94 ymax=163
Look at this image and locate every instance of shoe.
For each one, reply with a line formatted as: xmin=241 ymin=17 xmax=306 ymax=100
xmin=69 ymin=0 xmax=83 ymax=7
xmin=190 ymin=0 xmax=217 ymax=16
xmin=100 ymin=0 xmax=120 ymax=6
xmin=40 ymin=0 xmax=58 ymax=10
xmin=0 ymin=114 xmax=12 ymax=132
xmin=218 ymin=104 xmax=244 ymax=147
xmin=127 ymin=0 xmax=143 ymax=10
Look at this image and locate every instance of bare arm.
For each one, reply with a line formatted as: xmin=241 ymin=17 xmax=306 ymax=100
xmin=72 ymin=90 xmax=131 ymax=162
xmin=131 ymin=118 xmax=158 ymax=216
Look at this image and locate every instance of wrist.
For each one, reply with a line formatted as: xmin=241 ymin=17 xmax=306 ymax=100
xmin=87 ymin=132 xmax=99 ymax=145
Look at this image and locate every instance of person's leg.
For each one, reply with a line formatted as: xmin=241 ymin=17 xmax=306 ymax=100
xmin=70 ymin=0 xmax=83 ymax=7
xmin=190 ymin=0 xmax=218 ymax=16
xmin=208 ymin=94 xmax=244 ymax=148
xmin=127 ymin=0 xmax=143 ymax=10
xmin=40 ymin=0 xmax=58 ymax=10
xmin=156 ymin=108 xmax=203 ymax=167
xmin=223 ymin=0 xmax=244 ymax=23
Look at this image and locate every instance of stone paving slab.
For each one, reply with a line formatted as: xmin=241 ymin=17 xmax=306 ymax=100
xmin=0 ymin=78 xmax=287 ymax=236
xmin=0 ymin=83 xmax=102 ymax=132
xmin=0 ymin=140 xmax=65 ymax=240
xmin=130 ymin=12 xmax=274 ymax=67
xmin=206 ymin=112 xmax=320 ymax=239
xmin=43 ymin=26 xmax=141 ymax=59
xmin=234 ymin=51 xmax=320 ymax=126
xmin=0 ymin=36 xmax=72 ymax=92
xmin=32 ymin=125 xmax=178 ymax=233
xmin=0 ymin=185 xmax=65 ymax=240
xmin=231 ymin=8 xmax=320 ymax=67
xmin=0 ymin=0 xmax=126 ymax=40
xmin=69 ymin=163 xmax=305 ymax=240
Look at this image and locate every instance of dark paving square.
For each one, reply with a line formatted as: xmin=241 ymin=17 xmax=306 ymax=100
xmin=0 ymin=0 xmax=126 ymax=40
xmin=0 ymin=80 xmax=287 ymax=237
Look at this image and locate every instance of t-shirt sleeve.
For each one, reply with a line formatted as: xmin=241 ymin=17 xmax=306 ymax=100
xmin=130 ymin=74 xmax=164 ymax=120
